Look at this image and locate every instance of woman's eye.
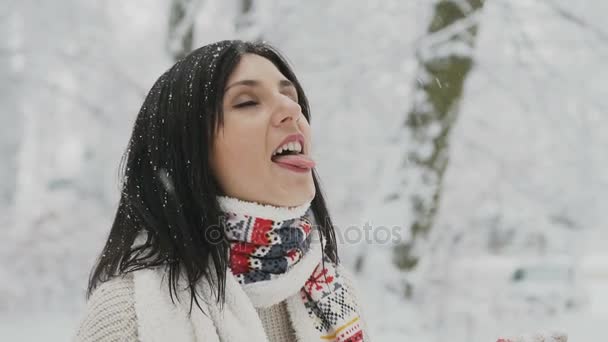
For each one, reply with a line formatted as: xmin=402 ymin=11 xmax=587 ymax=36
xmin=234 ymin=101 xmax=258 ymax=109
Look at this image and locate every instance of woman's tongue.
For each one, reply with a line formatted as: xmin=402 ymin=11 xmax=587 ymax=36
xmin=271 ymin=154 xmax=316 ymax=169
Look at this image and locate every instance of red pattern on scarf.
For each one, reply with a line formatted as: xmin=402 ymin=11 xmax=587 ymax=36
xmin=250 ymin=216 xmax=273 ymax=245
xmin=230 ymin=242 xmax=257 ymax=275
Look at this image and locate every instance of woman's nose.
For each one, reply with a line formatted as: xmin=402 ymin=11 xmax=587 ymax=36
xmin=272 ymin=95 xmax=301 ymax=126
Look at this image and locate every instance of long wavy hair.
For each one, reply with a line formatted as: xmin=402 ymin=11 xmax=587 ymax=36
xmin=87 ymin=40 xmax=339 ymax=313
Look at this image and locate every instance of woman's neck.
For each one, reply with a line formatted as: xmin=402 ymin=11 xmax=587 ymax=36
xmin=216 ymin=195 xmax=311 ymax=221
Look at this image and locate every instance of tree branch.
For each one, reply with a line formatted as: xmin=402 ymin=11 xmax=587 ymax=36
xmin=542 ymin=0 xmax=608 ymax=43
xmin=167 ymin=0 xmax=204 ymax=60
xmin=416 ymin=11 xmax=482 ymax=61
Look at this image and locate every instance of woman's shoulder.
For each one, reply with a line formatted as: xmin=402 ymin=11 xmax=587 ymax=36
xmin=91 ymin=272 xmax=135 ymax=297
xmin=74 ymin=273 xmax=138 ymax=342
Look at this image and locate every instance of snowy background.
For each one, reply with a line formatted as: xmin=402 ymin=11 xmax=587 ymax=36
xmin=1 ymin=0 xmax=607 ymax=341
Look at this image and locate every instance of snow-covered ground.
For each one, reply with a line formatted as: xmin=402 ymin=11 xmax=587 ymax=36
xmin=1 ymin=310 xmax=82 ymax=341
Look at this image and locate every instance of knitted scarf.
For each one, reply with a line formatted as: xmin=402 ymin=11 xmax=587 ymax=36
xmin=218 ymin=196 xmax=365 ymax=342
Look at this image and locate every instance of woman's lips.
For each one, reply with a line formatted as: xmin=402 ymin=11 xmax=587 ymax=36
xmin=271 ymin=154 xmax=316 ymax=171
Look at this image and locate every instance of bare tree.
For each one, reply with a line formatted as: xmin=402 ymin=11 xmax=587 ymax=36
xmin=167 ymin=0 xmax=203 ymax=61
xmin=235 ymin=0 xmax=264 ymax=41
xmin=393 ymin=0 xmax=486 ymax=270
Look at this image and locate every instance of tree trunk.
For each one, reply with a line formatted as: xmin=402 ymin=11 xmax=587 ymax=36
xmin=167 ymin=0 xmax=202 ymax=61
xmin=235 ymin=0 xmax=264 ymax=41
xmin=394 ymin=0 xmax=486 ymax=270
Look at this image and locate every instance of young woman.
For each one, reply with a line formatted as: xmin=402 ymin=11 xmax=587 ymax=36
xmin=75 ymin=40 xmax=369 ymax=342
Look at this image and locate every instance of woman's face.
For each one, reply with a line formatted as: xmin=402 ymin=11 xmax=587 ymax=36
xmin=210 ymin=53 xmax=316 ymax=207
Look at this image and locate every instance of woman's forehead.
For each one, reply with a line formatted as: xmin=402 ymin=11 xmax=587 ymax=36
xmin=226 ymin=54 xmax=287 ymax=87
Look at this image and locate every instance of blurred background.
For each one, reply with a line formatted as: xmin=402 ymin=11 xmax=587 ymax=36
xmin=1 ymin=0 xmax=607 ymax=340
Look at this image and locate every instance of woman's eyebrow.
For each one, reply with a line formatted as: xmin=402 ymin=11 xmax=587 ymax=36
xmin=225 ymin=79 xmax=295 ymax=92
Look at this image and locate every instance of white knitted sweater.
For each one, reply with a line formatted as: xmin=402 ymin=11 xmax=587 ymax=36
xmin=75 ymin=199 xmax=370 ymax=341
xmin=75 ymin=272 xmax=296 ymax=342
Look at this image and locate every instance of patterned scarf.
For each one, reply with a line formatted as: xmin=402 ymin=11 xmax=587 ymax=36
xmin=218 ymin=196 xmax=366 ymax=342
